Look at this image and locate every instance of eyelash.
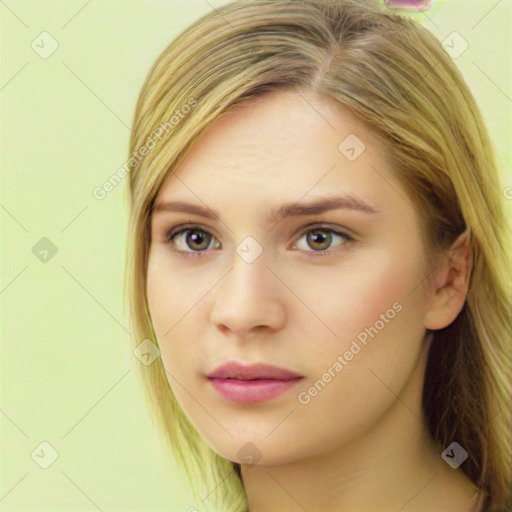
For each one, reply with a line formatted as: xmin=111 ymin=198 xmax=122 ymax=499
xmin=164 ymin=223 xmax=355 ymax=260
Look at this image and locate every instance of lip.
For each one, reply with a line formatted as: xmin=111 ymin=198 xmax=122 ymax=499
xmin=207 ymin=361 xmax=303 ymax=381
xmin=206 ymin=361 xmax=304 ymax=403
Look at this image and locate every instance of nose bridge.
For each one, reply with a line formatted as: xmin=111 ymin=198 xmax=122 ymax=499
xmin=227 ymin=237 xmax=272 ymax=296
xmin=210 ymin=238 xmax=286 ymax=334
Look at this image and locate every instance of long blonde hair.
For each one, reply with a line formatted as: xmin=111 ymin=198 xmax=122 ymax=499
xmin=123 ymin=1 xmax=512 ymax=510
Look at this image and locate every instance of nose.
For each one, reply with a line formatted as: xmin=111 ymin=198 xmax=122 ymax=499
xmin=210 ymin=251 xmax=287 ymax=338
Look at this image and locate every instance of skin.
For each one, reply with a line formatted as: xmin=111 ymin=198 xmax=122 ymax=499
xmin=147 ymin=90 xmax=478 ymax=511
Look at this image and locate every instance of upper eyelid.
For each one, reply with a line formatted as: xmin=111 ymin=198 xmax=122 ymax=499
xmin=165 ymin=222 xmax=355 ymax=246
xmin=165 ymin=222 xmax=354 ymax=236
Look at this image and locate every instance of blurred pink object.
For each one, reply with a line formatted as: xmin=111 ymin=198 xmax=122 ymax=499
xmin=383 ymin=0 xmax=432 ymax=11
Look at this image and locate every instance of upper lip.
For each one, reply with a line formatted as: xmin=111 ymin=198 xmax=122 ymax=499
xmin=207 ymin=361 xmax=303 ymax=381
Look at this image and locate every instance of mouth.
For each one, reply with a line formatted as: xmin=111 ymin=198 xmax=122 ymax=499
xmin=206 ymin=361 xmax=304 ymax=403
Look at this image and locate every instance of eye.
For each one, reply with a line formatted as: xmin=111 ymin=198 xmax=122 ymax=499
xmin=293 ymin=226 xmax=353 ymax=256
xmin=166 ymin=225 xmax=221 ymax=258
xmin=165 ymin=224 xmax=354 ymax=259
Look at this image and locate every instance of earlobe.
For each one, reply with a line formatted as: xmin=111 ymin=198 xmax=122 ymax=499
xmin=424 ymin=228 xmax=473 ymax=331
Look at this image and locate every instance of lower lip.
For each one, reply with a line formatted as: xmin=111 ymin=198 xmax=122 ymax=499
xmin=208 ymin=378 xmax=303 ymax=403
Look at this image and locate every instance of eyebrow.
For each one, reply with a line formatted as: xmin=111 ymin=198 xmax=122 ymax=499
xmin=153 ymin=194 xmax=381 ymax=226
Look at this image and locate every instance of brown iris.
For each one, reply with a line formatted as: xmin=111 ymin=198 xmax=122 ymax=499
xmin=306 ymin=230 xmax=333 ymax=251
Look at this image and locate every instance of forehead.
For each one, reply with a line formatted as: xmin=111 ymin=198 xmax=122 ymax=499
xmin=155 ymin=90 xmax=397 ymax=217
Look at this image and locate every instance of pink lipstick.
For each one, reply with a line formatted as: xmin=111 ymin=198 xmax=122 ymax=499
xmin=206 ymin=361 xmax=304 ymax=403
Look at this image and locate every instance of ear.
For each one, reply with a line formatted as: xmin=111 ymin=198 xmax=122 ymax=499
xmin=424 ymin=229 xmax=473 ymax=331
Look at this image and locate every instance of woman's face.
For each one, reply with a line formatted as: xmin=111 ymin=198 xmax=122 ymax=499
xmin=147 ymin=90 xmax=433 ymax=466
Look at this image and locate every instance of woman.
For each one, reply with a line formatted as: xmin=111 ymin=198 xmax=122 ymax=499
xmin=123 ymin=1 xmax=512 ymax=510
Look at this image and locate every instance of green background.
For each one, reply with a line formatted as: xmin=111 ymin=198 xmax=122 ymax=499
xmin=1 ymin=0 xmax=511 ymax=510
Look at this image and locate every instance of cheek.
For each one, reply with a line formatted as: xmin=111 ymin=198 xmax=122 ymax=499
xmin=288 ymin=254 xmax=427 ymax=443
xmin=288 ymin=246 xmax=423 ymax=348
xmin=146 ymin=260 xmax=200 ymax=405
xmin=146 ymin=253 xmax=191 ymax=361
xmin=348 ymin=255 xmax=416 ymax=320
xmin=146 ymin=249 xmax=206 ymax=333
xmin=146 ymin=250 xmax=222 ymax=379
